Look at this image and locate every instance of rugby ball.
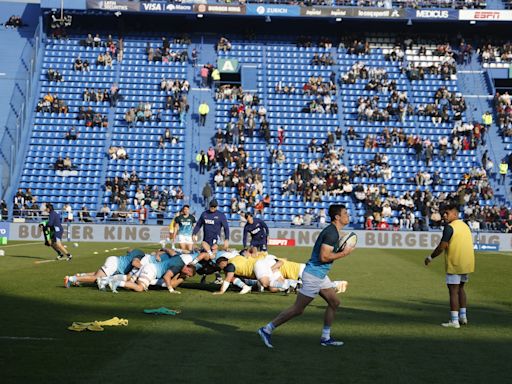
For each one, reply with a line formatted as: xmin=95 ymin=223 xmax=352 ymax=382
xmin=73 ymin=243 xmax=79 ymax=248
xmin=334 ymin=232 xmax=358 ymax=253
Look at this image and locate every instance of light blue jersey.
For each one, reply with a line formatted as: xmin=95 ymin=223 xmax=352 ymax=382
xmin=154 ymin=256 xmax=185 ymax=278
xmin=117 ymin=249 xmax=145 ymax=274
xmin=303 ymin=224 xmax=339 ymax=279
xmin=145 ymin=252 xmax=171 ymax=265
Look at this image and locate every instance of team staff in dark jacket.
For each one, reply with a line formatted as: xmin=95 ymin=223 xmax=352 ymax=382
xmin=193 ymin=200 xmax=230 ymax=255
xmin=243 ymin=213 xmax=269 ymax=251
xmin=46 ymin=203 xmax=73 ymax=261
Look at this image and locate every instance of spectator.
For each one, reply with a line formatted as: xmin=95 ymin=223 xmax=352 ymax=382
xmin=202 ymin=182 xmax=212 ymax=208
xmin=63 ymin=156 xmax=73 ymax=170
xmin=198 ymin=101 xmax=209 ymax=126
xmin=5 ymin=15 xmax=23 ymax=28
xmin=65 ymin=127 xmax=78 ymax=141
xmin=292 ymin=214 xmax=304 ymax=226
xmin=54 ymin=156 xmax=65 ymax=171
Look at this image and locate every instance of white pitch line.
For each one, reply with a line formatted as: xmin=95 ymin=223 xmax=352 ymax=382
xmin=34 ymin=259 xmax=57 ymax=264
xmin=0 ymin=336 xmax=56 ymax=341
xmin=0 ymin=242 xmax=41 ymax=248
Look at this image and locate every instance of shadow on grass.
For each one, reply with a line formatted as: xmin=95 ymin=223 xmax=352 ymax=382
xmin=8 ymin=255 xmax=47 ymax=260
xmin=0 ymin=291 xmax=511 ymax=384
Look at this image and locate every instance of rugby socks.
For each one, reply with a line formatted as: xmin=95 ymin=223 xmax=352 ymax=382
xmin=263 ymin=322 xmax=276 ymax=334
xmin=68 ymin=275 xmax=77 ymax=284
xmin=111 ymin=275 xmax=128 ymax=282
xmin=271 ymin=280 xmax=290 ymax=291
xmin=321 ymin=326 xmax=331 ymax=340
xmin=450 ymin=311 xmax=459 ymax=323
xmin=243 ymin=279 xmax=259 ymax=286
xmin=232 ymin=278 xmax=247 ymax=289
xmin=459 ymin=308 xmax=467 ymax=322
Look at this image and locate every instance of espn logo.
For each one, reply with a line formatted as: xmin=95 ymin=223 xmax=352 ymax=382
xmin=268 ymin=238 xmax=296 ymax=246
xmin=474 ymin=11 xmax=500 ymax=20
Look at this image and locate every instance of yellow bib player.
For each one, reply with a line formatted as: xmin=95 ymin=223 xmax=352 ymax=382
xmin=425 ymin=201 xmax=475 ymax=329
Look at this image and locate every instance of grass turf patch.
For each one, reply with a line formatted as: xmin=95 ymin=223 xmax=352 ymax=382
xmin=0 ymin=241 xmax=511 ymax=384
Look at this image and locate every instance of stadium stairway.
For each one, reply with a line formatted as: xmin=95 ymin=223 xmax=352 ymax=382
xmin=95 ymin=63 xmax=123 ymax=211
xmin=188 ymin=38 xmax=217 ymax=213
xmin=457 ymin=56 xmax=511 ymax=201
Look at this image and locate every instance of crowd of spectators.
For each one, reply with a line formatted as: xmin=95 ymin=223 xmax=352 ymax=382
xmin=53 ymin=155 xmax=74 ymax=171
xmin=108 ymin=146 xmax=128 ymax=160
xmin=103 ymin=171 xmax=184 ymax=222
xmin=311 ymin=53 xmax=335 ymax=66
xmin=217 ymin=36 xmax=232 ymax=52
xmin=76 ymin=106 xmax=108 ymax=128
xmin=158 ymin=128 xmax=180 ymax=149
xmin=5 ymin=15 xmax=23 ymax=28
xmin=46 ymin=68 xmax=63 ymax=82
xmin=12 ymin=188 xmax=40 ymax=220
xmin=147 ymin=36 xmax=188 ymax=63
xmin=494 ymin=92 xmax=512 ymax=138
xmin=479 ymin=41 xmax=512 ymax=64
xmin=36 ymin=93 xmax=68 ymax=114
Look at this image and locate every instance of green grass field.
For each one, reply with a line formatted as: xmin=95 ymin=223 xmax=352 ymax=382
xmin=0 ymin=241 xmax=511 ymax=384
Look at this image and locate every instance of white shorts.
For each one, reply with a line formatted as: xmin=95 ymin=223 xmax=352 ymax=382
xmin=299 ymin=271 xmax=334 ymax=298
xmin=176 ymin=234 xmax=193 ymax=245
xmin=254 ymin=255 xmax=277 ymax=280
xmin=101 ymin=256 xmax=119 ymax=277
xmin=180 ymin=254 xmax=193 ymax=265
xmin=140 ymin=254 xmax=153 ymax=266
xmin=137 ymin=263 xmax=158 ymax=290
xmin=446 ymin=274 xmax=469 ymax=284
xmin=298 ymin=264 xmax=305 ymax=280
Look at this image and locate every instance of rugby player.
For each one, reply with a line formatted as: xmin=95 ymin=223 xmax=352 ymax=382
xmin=109 ymin=254 xmax=196 ymax=294
xmin=424 ymin=201 xmax=475 ymax=328
xmin=258 ymin=204 xmax=355 ymax=348
xmin=64 ymin=249 xmax=144 ymax=288
xmin=45 ymin=203 xmax=73 ymax=261
xmin=193 ymin=199 xmax=229 ymax=283
xmin=243 ymin=213 xmax=269 ymax=251
xmin=173 ymin=205 xmax=196 ymax=252
xmin=214 ymin=252 xmax=267 ymax=294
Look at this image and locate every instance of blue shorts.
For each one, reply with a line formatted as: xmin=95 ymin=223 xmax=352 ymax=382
xmin=203 ymin=236 xmax=219 ymax=247
xmin=251 ymin=243 xmax=267 ymax=251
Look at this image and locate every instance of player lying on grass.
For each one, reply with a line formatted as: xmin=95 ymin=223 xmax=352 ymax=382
xmin=64 ymin=249 xmax=145 ymax=288
xmin=104 ymin=249 xmax=214 ymax=293
xmin=109 ymin=256 xmax=197 ymax=294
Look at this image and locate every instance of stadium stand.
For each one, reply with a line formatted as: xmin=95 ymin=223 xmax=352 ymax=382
xmin=3 ymin=4 xmax=510 ymax=230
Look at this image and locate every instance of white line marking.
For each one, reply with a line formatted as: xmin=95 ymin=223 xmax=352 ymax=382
xmin=0 ymin=336 xmax=56 ymax=341
xmin=0 ymin=242 xmax=41 ymax=248
xmin=34 ymin=259 xmax=57 ymax=264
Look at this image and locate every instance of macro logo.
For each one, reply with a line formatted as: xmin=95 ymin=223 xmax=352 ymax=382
xmin=474 ymin=11 xmax=500 ymax=20
xmin=415 ymin=10 xmax=449 ymax=18
xmin=256 ymin=6 xmax=265 ymax=15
